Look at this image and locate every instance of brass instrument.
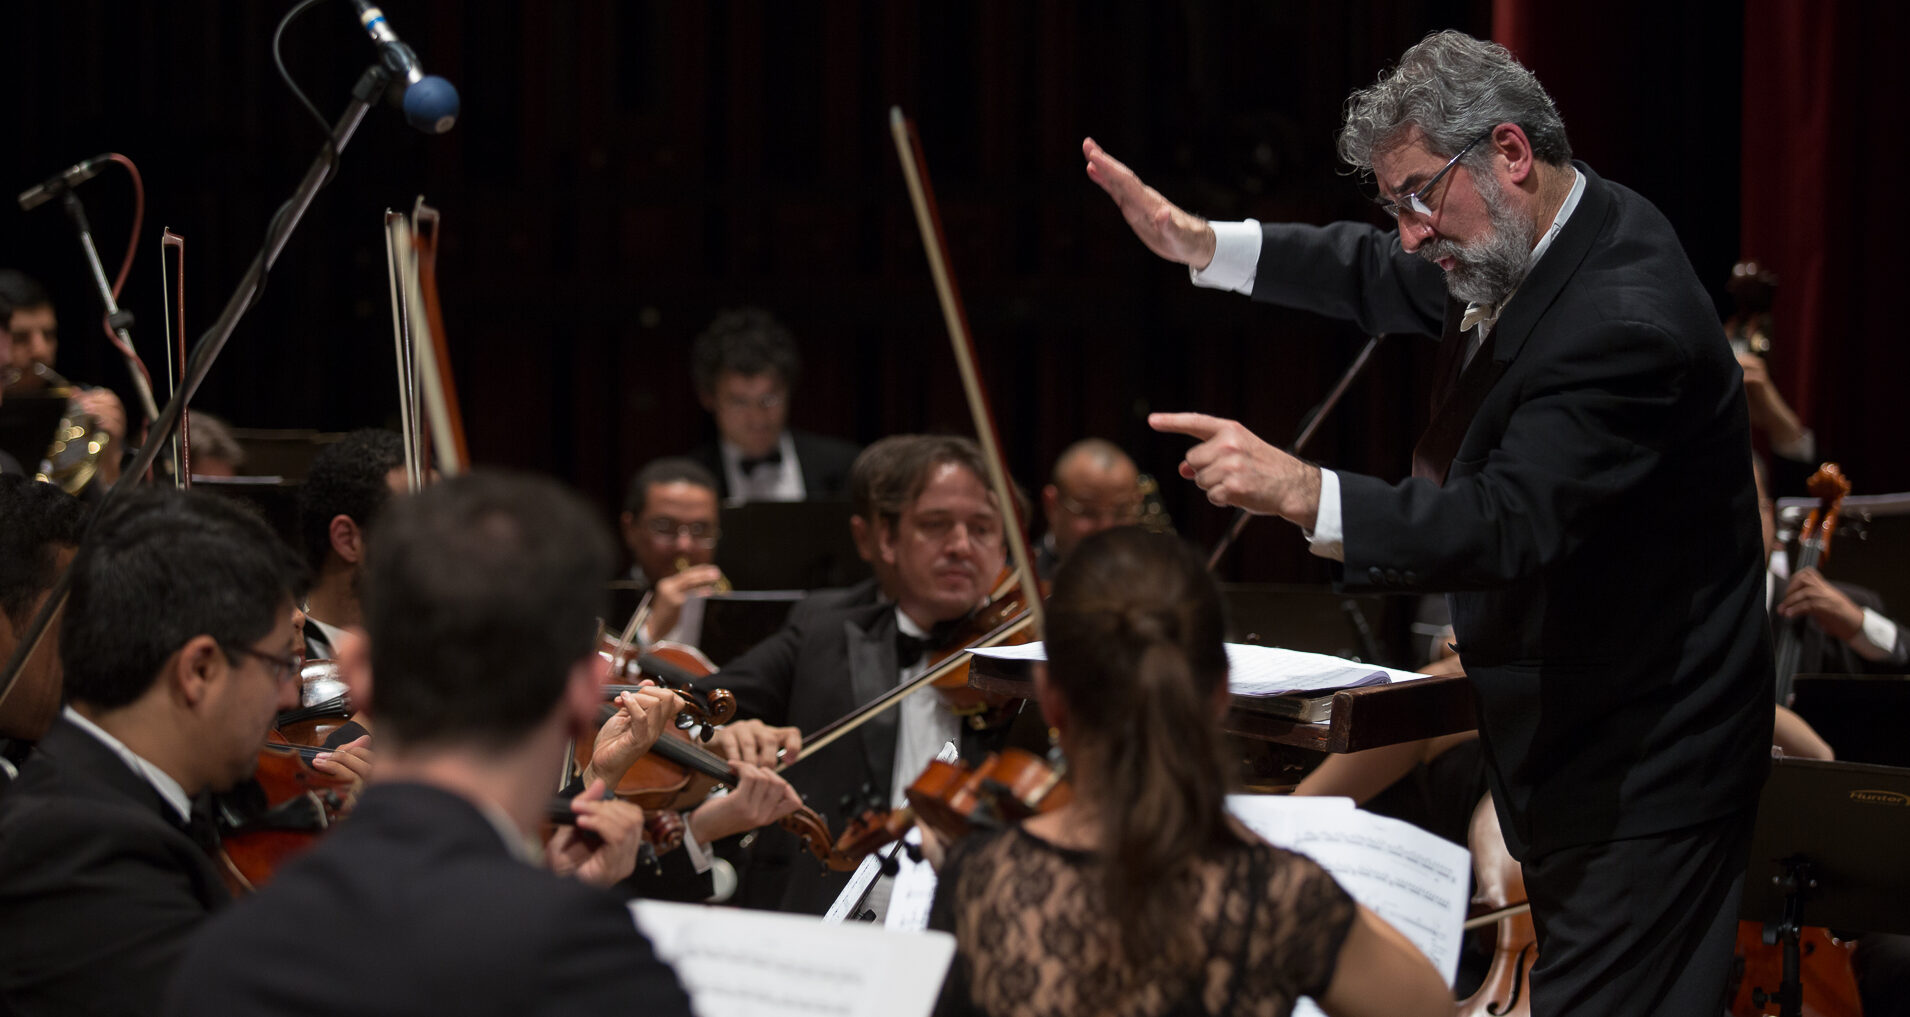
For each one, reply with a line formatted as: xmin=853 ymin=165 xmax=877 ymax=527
xmin=674 ymin=556 xmax=733 ymax=594
xmin=1 ymin=363 xmax=113 ymax=494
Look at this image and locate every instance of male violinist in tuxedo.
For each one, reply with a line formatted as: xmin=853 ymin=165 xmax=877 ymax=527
xmin=684 ymin=307 xmax=859 ymax=503
xmin=715 ymin=435 xmax=1018 ymax=914
xmin=0 ymin=488 xmax=308 ymax=1017
xmin=164 ymin=471 xmax=692 ymax=1016
xmin=295 ymin=428 xmax=407 ymax=661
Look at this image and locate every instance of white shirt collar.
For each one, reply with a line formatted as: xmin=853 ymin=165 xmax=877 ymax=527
xmin=61 ymin=705 xmax=193 ymax=823
xmin=719 ymin=432 xmax=805 ymax=503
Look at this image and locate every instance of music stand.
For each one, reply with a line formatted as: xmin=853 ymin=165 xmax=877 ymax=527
xmin=1739 ymin=756 xmax=1910 ymax=1016
xmin=0 ymin=395 xmax=66 ymax=475
xmin=715 ymin=500 xmax=868 ymax=590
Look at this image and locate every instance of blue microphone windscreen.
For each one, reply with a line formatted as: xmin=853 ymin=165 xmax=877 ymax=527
xmin=403 ymin=76 xmax=460 ymax=134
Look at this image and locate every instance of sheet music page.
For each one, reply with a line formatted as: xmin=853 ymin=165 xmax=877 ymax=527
xmin=884 ymin=827 xmax=939 ymax=933
xmin=1227 ymin=795 xmax=1470 ymax=1017
xmin=969 ymin=641 xmax=1424 ymax=694
xmin=632 ymin=900 xmax=955 ymax=1017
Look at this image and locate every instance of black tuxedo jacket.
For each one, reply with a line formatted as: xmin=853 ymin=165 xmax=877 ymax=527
xmin=163 ymin=782 xmax=689 ymax=1016
xmin=0 ymin=718 xmax=229 ymax=1017
xmin=1251 ymin=164 xmax=1772 ymax=857
xmin=687 ymin=428 xmax=860 ymax=501
xmin=716 ymin=600 xmax=1004 ymax=914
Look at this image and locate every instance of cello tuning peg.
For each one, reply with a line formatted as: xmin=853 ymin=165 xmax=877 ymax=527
xmin=903 ymin=841 xmax=924 ymax=864
xmin=878 ymin=854 xmax=901 ymax=878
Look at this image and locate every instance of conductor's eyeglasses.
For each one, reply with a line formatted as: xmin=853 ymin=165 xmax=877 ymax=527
xmin=1373 ymin=129 xmax=1494 ymax=220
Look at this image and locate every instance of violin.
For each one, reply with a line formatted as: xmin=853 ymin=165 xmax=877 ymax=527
xmin=595 ymin=636 xmax=737 ymax=727
xmin=577 ymin=641 xmax=841 ymax=868
xmin=214 ymin=731 xmax=356 ymax=894
xmin=923 ymin=569 xmax=1043 ymax=723
xmin=274 ymin=658 xmax=354 ymax=747
xmin=831 ymin=748 xmax=1071 ymax=867
xmin=1455 ymin=795 xmax=1534 ymax=1017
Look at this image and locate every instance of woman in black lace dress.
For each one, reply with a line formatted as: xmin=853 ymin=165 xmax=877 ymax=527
xmin=925 ymin=528 xmax=1449 ymax=1017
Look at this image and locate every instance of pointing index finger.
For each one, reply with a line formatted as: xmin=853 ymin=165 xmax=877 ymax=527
xmin=1149 ymin=412 xmax=1226 ymax=441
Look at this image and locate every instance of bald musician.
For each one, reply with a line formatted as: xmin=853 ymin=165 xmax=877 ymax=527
xmin=165 ymin=471 xmax=692 ymax=1016
xmin=1037 ymin=437 xmax=1143 ymax=580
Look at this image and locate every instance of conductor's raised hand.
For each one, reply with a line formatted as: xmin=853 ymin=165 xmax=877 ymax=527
xmin=1150 ymin=412 xmax=1320 ymax=527
xmin=1082 ymin=137 xmax=1217 ymax=270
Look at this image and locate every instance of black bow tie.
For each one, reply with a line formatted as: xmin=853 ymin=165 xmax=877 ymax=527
xmin=895 ymin=616 xmax=970 ymax=668
xmin=738 ymin=448 xmax=784 ymax=474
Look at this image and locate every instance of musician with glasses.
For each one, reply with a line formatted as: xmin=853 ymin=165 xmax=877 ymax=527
xmin=684 ymin=307 xmax=859 ymax=504
xmin=1037 ymin=437 xmax=1144 ymax=580
xmin=616 ymin=456 xmax=731 ymax=646
xmin=1088 ymin=30 xmax=1769 ymax=1016
xmin=0 ymin=489 xmax=308 ymax=1017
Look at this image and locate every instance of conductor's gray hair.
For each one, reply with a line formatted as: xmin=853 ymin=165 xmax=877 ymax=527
xmin=1337 ymin=30 xmax=1571 ymax=174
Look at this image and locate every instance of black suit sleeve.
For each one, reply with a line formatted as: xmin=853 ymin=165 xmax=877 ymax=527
xmin=1251 ymin=221 xmax=1450 ymax=339
xmin=1342 ymin=318 xmax=1694 ymax=591
xmin=0 ymin=799 xmax=217 ymax=1015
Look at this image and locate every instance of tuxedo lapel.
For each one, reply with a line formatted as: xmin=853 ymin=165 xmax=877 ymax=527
xmin=842 ymin=611 xmax=901 ymax=791
xmin=1481 ymin=162 xmax=1611 ymax=366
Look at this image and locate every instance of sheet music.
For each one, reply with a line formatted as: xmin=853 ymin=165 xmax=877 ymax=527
xmin=632 ymin=900 xmax=955 ymax=1017
xmin=1227 ymin=794 xmax=1470 ymax=1017
xmin=968 ymin=641 xmax=1425 ymax=695
xmin=884 ymin=827 xmax=938 ymax=932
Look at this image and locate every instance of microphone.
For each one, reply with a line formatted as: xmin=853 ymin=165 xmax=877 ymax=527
xmin=18 ymin=155 xmax=109 ymax=212
xmin=347 ymin=0 xmax=459 ymax=134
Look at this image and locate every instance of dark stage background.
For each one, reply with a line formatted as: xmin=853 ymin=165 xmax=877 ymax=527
xmin=5 ymin=1 xmax=1892 ymax=583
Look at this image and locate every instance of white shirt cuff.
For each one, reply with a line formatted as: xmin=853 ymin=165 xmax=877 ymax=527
xmin=1772 ymin=427 xmax=1816 ymax=463
xmin=1189 ymin=219 xmax=1262 ymax=295
xmin=1852 ymin=607 xmax=1900 ymax=663
xmin=1305 ymin=469 xmax=1345 ymax=562
xmin=678 ymin=810 xmax=715 ymax=874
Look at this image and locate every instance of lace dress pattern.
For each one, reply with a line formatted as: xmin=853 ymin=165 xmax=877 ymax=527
xmin=929 ymin=827 xmax=1357 ymax=1017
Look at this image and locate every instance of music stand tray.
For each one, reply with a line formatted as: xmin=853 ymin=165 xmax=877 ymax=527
xmin=1741 ymin=756 xmax=1910 ymax=936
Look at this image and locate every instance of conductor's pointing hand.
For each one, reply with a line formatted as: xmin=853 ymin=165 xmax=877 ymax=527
xmin=1083 ymin=138 xmax=1218 ymax=271
xmin=1150 ymin=412 xmax=1321 ymax=528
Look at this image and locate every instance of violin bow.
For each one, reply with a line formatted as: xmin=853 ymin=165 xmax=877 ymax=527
xmin=782 ymin=110 xmax=1047 ymax=769
xmin=382 ymin=199 xmax=470 ymax=489
xmin=889 ymin=107 xmax=1045 ymax=636
xmin=159 ymin=229 xmax=190 ymax=486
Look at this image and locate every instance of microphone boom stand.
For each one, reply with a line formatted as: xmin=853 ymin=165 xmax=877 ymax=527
xmin=57 ymin=189 xmax=163 ymax=430
xmin=0 ymin=62 xmax=394 ymax=708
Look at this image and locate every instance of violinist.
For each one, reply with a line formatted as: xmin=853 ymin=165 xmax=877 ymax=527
xmin=716 ymin=435 xmax=1017 ymax=914
xmin=1036 ymin=437 xmax=1144 ymax=581
xmin=0 ymin=270 xmax=128 ymax=490
xmin=683 ymin=307 xmax=859 ymax=504
xmin=922 ymin=528 xmax=1449 ymax=1017
xmin=0 ymin=489 xmax=308 ymax=1017
xmin=294 ymin=427 xmax=407 ymax=661
xmin=615 ymin=456 xmax=731 ymax=646
xmin=164 ymin=471 xmax=691 ymax=1016
xmin=782 ymin=433 xmax=916 ymax=624
xmin=0 ymin=474 xmax=88 ymax=791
